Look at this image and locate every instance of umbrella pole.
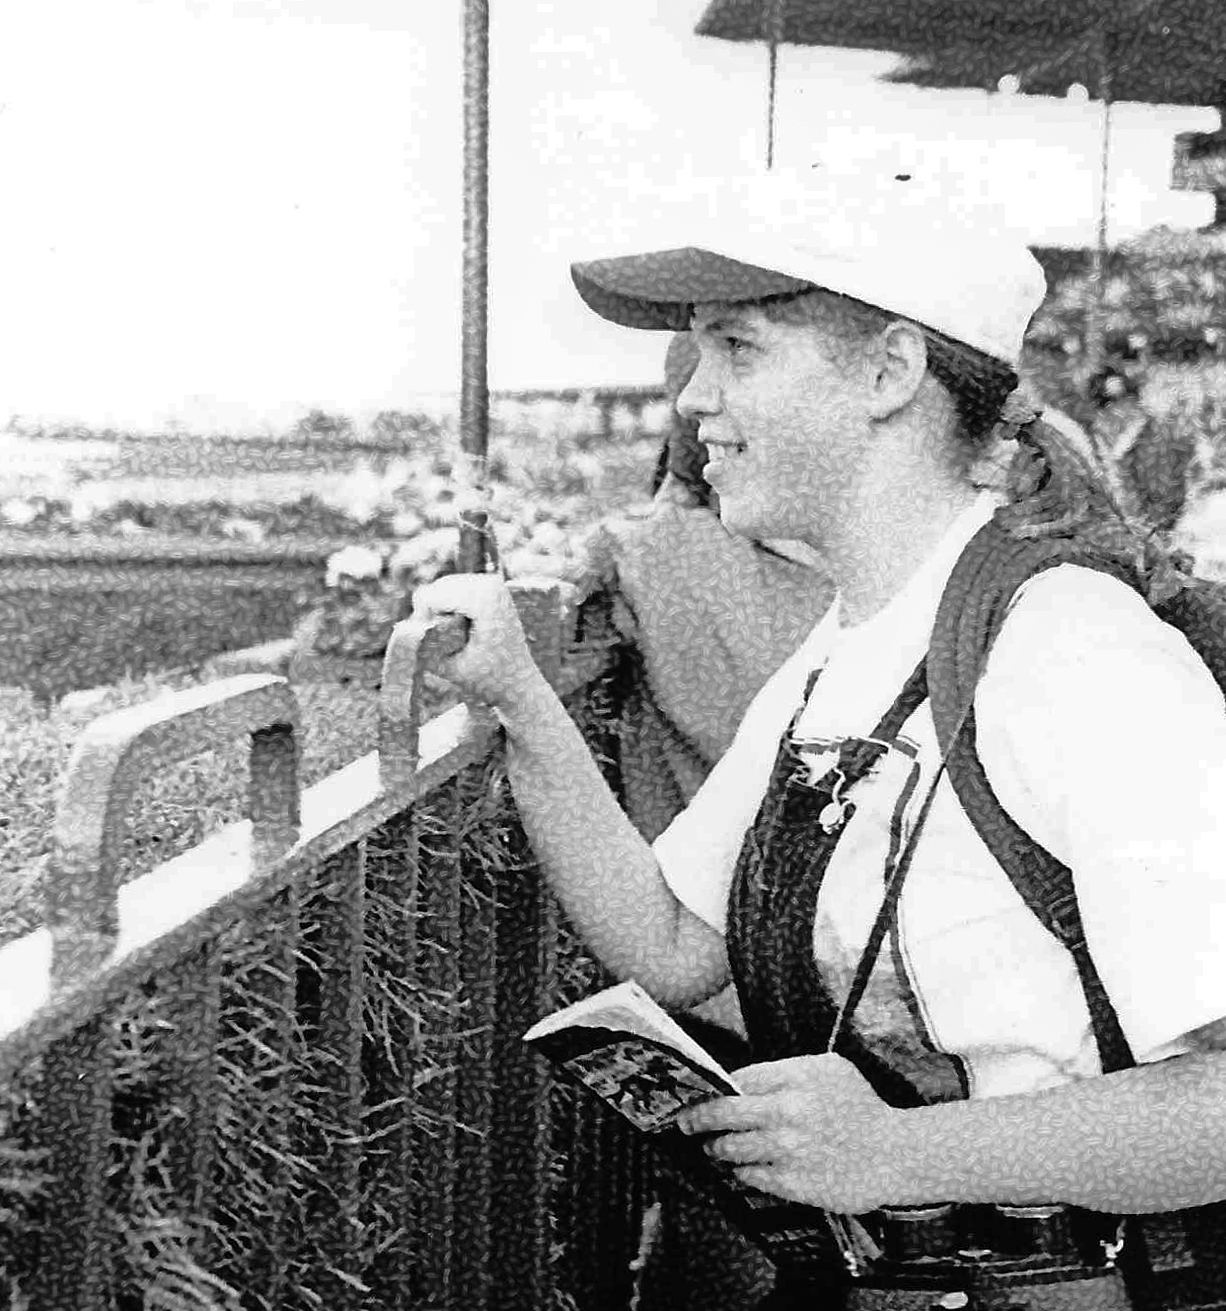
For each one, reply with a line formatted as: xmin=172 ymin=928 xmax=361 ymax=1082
xmin=766 ymin=38 xmax=779 ymax=168
xmin=764 ymin=0 xmax=785 ymax=169
xmin=459 ymin=0 xmax=491 ymax=574
xmin=1080 ymin=23 xmax=1129 ymax=487
xmin=1086 ymin=23 xmax=1114 ymax=379
xmin=1086 ymin=98 xmax=1113 ymax=379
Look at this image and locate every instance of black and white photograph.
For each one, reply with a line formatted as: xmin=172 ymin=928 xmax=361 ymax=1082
xmin=3 ymin=3 xmax=1226 ymax=1309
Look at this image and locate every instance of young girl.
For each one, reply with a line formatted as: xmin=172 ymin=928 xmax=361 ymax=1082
xmin=411 ymin=172 xmax=1226 ymax=1311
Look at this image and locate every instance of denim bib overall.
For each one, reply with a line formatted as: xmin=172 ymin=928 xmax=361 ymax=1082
xmin=722 ymin=664 xmax=1133 ymax=1311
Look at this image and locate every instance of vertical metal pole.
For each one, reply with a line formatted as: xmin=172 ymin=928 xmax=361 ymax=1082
xmin=32 ymin=1020 xmax=112 ymax=1311
xmin=1087 ymin=21 xmax=1115 ymax=379
xmin=764 ymin=0 xmax=785 ymax=170
xmin=491 ymin=580 xmax=564 ymax=1308
xmin=307 ymin=841 xmax=368 ymax=1310
xmin=459 ymin=0 xmax=492 ymax=574
xmin=412 ymin=784 xmax=463 ymax=1302
xmin=766 ymin=41 xmax=779 ymax=169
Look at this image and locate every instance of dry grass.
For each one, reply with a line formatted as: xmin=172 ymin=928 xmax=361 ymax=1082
xmin=0 ymin=660 xmax=619 ymax=1310
xmin=1 ymin=673 xmax=385 ymax=941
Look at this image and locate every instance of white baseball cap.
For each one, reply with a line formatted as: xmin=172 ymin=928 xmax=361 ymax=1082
xmin=570 ymin=170 xmax=1048 ymax=368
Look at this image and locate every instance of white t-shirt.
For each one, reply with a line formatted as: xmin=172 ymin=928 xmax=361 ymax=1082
xmin=654 ymin=493 xmax=1226 ymax=1100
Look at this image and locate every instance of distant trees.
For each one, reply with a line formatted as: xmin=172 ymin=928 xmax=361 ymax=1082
xmin=292 ymin=409 xmax=356 ymax=442
xmin=290 ymin=408 xmax=443 ymax=446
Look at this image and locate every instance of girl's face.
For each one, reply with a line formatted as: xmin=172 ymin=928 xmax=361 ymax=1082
xmin=680 ymin=302 xmax=874 ymax=550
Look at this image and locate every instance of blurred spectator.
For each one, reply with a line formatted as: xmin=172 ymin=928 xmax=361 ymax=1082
xmin=1009 ymin=364 xmax=1193 ymax=539
xmin=650 ymin=332 xmax=713 ymax=506
xmin=1117 ymin=419 xmax=1197 ymax=536
xmin=1083 ymin=367 xmax=1199 ymax=537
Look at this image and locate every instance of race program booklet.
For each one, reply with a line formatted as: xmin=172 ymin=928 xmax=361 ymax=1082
xmin=522 ymin=978 xmax=742 ymax=1126
xmin=523 ymin=979 xmax=881 ymax=1278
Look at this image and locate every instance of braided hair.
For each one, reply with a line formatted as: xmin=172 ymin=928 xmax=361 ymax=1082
xmin=877 ymin=307 xmax=1183 ymax=602
xmin=935 ymin=344 xmax=1188 ymax=598
xmin=903 ymin=319 xmax=1130 ymax=542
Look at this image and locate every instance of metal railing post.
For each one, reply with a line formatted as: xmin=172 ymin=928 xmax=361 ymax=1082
xmin=32 ymin=674 xmax=301 ymax=1311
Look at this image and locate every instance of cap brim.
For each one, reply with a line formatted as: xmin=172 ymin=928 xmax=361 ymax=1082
xmin=570 ymin=247 xmax=813 ymax=330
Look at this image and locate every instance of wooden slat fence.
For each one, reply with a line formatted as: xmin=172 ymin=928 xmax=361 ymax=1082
xmin=0 ymin=577 xmax=652 ymax=1311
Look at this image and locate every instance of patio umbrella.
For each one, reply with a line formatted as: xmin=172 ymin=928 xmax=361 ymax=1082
xmin=696 ymin=0 xmax=1226 ymax=106
xmin=696 ymin=0 xmax=1226 ymax=362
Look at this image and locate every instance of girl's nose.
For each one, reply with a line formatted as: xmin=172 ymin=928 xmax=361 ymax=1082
xmin=676 ymin=353 xmax=718 ymax=423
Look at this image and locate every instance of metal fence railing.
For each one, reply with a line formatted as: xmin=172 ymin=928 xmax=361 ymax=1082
xmin=0 ymin=576 xmax=651 ymax=1311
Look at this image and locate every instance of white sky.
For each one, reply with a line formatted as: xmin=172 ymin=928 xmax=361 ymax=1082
xmin=0 ymin=0 xmax=1217 ymax=433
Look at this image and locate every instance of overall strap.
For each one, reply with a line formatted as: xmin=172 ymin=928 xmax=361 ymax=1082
xmin=826 ymin=663 xmax=942 ymax=1053
xmin=928 ymin=517 xmax=1136 ymax=1074
xmin=726 ymin=660 xmax=930 ymax=1095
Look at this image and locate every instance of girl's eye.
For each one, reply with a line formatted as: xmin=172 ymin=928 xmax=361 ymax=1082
xmin=724 ymin=336 xmax=751 ymax=355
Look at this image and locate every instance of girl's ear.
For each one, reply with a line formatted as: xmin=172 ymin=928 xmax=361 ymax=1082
xmin=864 ymin=322 xmax=929 ymax=422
